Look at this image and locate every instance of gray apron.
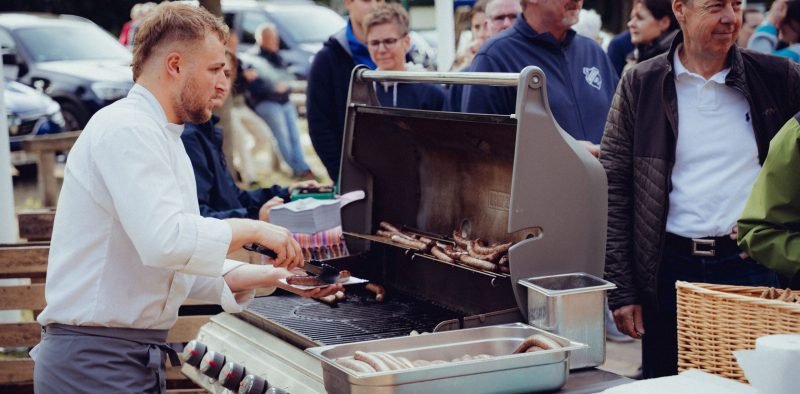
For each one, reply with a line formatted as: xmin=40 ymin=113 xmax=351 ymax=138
xmin=32 ymin=324 xmax=179 ymax=394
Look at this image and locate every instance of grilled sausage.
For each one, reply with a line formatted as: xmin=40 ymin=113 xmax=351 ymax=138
xmin=512 ymin=334 xmax=561 ymax=354
xmin=379 ymin=221 xmax=403 ymax=233
xmin=286 ymin=275 xmax=328 ymax=287
xmin=458 ymin=255 xmax=498 ymax=272
xmin=366 ymin=283 xmax=386 ymax=302
xmin=466 ymin=241 xmax=502 ymax=262
xmin=336 ymin=358 xmax=377 ymax=373
xmin=525 ymin=346 xmax=545 ymax=353
xmin=431 ymin=246 xmax=455 ymax=263
xmin=452 ymin=229 xmax=470 ymax=248
xmin=390 ymin=234 xmax=428 ymax=250
xmin=354 ymin=351 xmax=390 ymax=372
xmin=498 ymin=254 xmax=509 ymax=266
xmin=376 ymin=229 xmax=397 ymax=238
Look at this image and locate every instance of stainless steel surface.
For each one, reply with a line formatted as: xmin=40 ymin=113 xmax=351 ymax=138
xmin=520 ymin=273 xmax=616 ymax=369
xmin=356 ymin=69 xmax=520 ymax=86
xmin=181 ymin=313 xmax=326 ymax=394
xmin=306 ymin=323 xmax=586 ymax=394
xmin=506 ymin=67 xmax=608 ymax=321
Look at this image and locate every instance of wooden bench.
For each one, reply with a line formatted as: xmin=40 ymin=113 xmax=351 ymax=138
xmin=21 ymin=131 xmax=81 ymax=207
xmin=0 ymin=241 xmax=212 ymax=393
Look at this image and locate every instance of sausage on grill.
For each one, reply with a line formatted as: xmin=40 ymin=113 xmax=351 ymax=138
xmin=366 ymin=283 xmax=386 ymax=302
xmin=431 ymin=246 xmax=454 ymax=263
xmin=458 ymin=255 xmax=498 ymax=272
xmin=286 ymin=275 xmax=329 ymax=287
xmin=390 ymin=234 xmax=428 ymax=250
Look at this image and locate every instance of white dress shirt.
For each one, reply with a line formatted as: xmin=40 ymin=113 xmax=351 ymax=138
xmin=37 ymin=84 xmax=253 ymax=330
xmin=666 ymin=49 xmax=762 ymax=238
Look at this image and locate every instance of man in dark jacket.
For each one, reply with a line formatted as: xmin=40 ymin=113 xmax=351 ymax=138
xmin=182 ymin=116 xmax=290 ymax=221
xmin=601 ymin=0 xmax=800 ymax=378
xmin=463 ymin=0 xmax=617 ymax=153
xmin=306 ymin=0 xmax=384 ymax=182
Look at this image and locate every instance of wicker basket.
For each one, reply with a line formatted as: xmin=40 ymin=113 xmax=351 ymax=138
xmin=676 ymin=281 xmax=800 ymax=382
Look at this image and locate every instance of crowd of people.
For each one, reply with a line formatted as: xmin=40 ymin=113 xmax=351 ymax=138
xmin=30 ymin=0 xmax=800 ymax=391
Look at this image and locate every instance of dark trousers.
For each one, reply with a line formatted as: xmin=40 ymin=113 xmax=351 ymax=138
xmin=641 ymin=237 xmax=781 ymax=379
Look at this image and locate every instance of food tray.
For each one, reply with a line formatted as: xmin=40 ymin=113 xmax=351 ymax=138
xmin=306 ymin=322 xmax=586 ymax=393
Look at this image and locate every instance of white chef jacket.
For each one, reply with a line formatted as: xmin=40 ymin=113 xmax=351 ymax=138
xmin=37 ymin=84 xmax=254 ymax=330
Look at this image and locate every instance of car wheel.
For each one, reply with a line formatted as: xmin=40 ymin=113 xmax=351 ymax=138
xmin=58 ymin=101 xmax=86 ymax=132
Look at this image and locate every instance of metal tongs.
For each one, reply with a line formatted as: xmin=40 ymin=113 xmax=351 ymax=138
xmin=244 ymin=243 xmax=340 ymax=284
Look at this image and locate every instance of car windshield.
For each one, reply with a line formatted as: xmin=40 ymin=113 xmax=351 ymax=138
xmin=16 ymin=25 xmax=131 ymax=62
xmin=271 ymin=7 xmax=345 ymax=43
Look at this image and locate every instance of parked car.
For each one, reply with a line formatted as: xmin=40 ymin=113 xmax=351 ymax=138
xmin=0 ymin=13 xmax=133 ymax=132
xmin=5 ymin=78 xmax=65 ymax=165
xmin=221 ymin=0 xmax=346 ymax=79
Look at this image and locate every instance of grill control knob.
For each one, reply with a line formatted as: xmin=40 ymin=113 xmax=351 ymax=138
xmin=218 ymin=361 xmax=246 ymax=391
xmin=198 ymin=350 xmax=225 ymax=379
xmin=266 ymin=387 xmax=289 ymax=394
xmin=238 ymin=374 xmax=268 ymax=394
xmin=181 ymin=340 xmax=207 ymax=367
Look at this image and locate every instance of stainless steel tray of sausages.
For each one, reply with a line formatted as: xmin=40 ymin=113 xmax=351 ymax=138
xmin=305 ymin=322 xmax=586 ymax=394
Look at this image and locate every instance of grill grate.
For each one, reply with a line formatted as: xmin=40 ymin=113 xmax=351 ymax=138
xmin=240 ymin=289 xmax=463 ymax=346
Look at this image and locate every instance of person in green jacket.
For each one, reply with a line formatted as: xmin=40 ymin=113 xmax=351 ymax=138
xmin=738 ymin=112 xmax=800 ymax=287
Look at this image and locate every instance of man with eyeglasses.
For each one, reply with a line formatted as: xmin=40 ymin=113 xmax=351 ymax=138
xmin=307 ymin=0 xmax=384 ymax=183
xmin=486 ymin=0 xmax=522 ymax=35
xmin=463 ymin=0 xmax=616 ymax=157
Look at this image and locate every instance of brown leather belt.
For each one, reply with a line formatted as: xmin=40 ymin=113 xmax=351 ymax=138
xmin=665 ymin=233 xmax=741 ymax=257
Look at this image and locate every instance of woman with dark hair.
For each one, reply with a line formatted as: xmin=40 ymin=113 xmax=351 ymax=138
xmin=627 ymin=0 xmax=679 ymax=64
xmin=749 ymin=0 xmax=800 ymax=62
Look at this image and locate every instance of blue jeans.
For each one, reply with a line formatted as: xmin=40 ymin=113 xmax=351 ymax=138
xmin=641 ymin=245 xmax=780 ymax=378
xmin=254 ymin=101 xmax=310 ymax=176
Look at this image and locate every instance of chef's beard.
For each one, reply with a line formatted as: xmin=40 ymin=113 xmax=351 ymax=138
xmin=175 ymin=76 xmax=212 ymax=124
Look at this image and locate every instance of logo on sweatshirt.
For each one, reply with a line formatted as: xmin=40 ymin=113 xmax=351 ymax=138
xmin=583 ymin=67 xmax=602 ymax=90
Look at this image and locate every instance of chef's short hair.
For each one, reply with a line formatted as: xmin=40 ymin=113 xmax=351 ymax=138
xmin=131 ymin=2 xmax=229 ymax=81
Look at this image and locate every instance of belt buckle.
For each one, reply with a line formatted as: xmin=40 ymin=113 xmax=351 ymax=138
xmin=691 ymin=238 xmax=715 ymax=257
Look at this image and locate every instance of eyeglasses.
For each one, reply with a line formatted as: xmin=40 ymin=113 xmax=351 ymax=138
xmin=367 ymin=34 xmax=406 ymax=49
xmin=490 ymin=13 xmax=517 ymax=24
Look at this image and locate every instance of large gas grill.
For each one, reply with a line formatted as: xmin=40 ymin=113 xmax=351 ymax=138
xmin=182 ymin=67 xmax=622 ymax=393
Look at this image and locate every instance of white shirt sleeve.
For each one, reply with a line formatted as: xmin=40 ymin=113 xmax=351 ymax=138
xmin=188 ymin=259 xmax=255 ymax=312
xmin=91 ymin=121 xmax=231 ymax=277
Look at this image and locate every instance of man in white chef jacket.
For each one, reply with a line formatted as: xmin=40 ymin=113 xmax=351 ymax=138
xmin=31 ymin=4 xmax=341 ymax=393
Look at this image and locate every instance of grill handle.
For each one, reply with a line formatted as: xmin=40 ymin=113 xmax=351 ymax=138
xmin=355 ymin=69 xmax=521 ymax=86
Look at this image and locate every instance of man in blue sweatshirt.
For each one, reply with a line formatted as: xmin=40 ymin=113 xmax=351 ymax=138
xmin=463 ymin=0 xmax=617 ymax=154
xmin=307 ymin=0 xmax=384 ymax=182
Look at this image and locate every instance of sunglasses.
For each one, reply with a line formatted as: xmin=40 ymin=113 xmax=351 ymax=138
xmin=367 ymin=34 xmax=407 ymax=49
xmin=490 ymin=13 xmax=518 ymax=23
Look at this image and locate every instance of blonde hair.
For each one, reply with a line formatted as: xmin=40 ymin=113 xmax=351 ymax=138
xmin=131 ymin=3 xmax=229 ymax=81
xmin=363 ymin=3 xmax=410 ymax=37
